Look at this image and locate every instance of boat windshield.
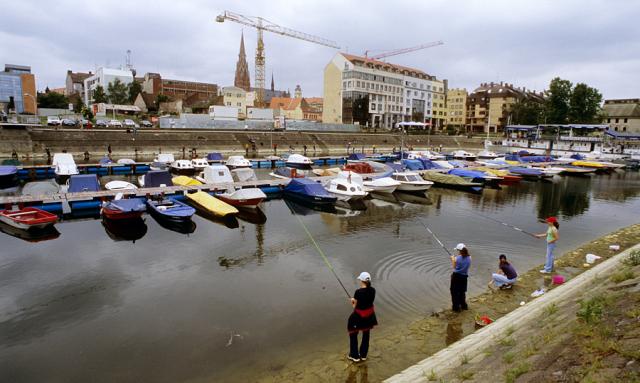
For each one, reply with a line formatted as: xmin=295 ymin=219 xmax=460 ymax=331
xmin=406 ymin=174 xmax=421 ymax=182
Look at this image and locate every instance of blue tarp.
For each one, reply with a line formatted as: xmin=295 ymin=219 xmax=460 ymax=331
xmin=402 ymin=159 xmax=424 ymax=171
xmin=109 ymin=198 xmax=147 ymax=212
xmin=144 ymin=170 xmax=173 ymax=187
xmin=348 ymin=153 xmax=367 ymax=161
xmin=448 ymin=169 xmax=487 ymax=179
xmin=417 ymin=158 xmax=443 ymax=170
xmin=386 ymin=162 xmax=405 ymax=172
xmin=206 ymin=152 xmax=224 ymax=161
xmin=570 ymin=154 xmax=586 ymax=160
xmin=509 ymin=167 xmax=542 ymax=176
xmin=284 ymin=178 xmax=333 ymax=198
xmin=0 ymin=166 xmax=17 ymax=176
xmin=68 ymin=174 xmax=100 ymax=192
xmin=99 ymin=156 xmax=113 ymax=165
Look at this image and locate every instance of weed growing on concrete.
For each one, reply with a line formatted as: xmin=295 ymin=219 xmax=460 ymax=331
xmin=610 ymin=269 xmax=635 ymax=283
xmin=577 ymin=295 xmax=606 ymax=324
xmin=457 ymin=370 xmax=474 ymax=381
xmin=522 ymin=341 xmax=540 ymax=357
xmin=460 ymin=353 xmax=469 ymax=364
xmin=424 ymin=369 xmax=438 ymax=381
xmin=622 ymin=249 xmax=640 ymax=266
xmin=543 ymin=303 xmax=558 ymax=317
xmin=625 ymin=307 xmax=640 ymax=319
xmin=503 ymin=351 xmax=515 ymax=364
xmin=505 ymin=326 xmax=515 ymax=337
xmin=505 ymin=362 xmax=530 ymax=383
xmin=499 ymin=337 xmax=516 ymax=347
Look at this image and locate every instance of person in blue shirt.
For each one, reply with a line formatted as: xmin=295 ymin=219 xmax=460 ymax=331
xmin=450 ymin=243 xmax=471 ymax=312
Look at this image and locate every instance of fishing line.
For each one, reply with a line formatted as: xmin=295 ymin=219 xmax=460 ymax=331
xmin=283 ymin=199 xmax=351 ymax=298
xmin=465 ymin=209 xmax=538 ymax=238
xmin=416 ymin=218 xmax=453 ymax=257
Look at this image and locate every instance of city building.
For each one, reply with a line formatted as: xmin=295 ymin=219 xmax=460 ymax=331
xmin=603 ymin=99 xmax=640 ymax=133
xmin=465 ymin=82 xmax=544 ymax=133
xmin=303 ymin=97 xmax=323 ymax=121
xmin=269 ymin=96 xmax=323 ymax=121
xmin=133 ymin=92 xmax=157 ymax=113
xmin=234 ymin=32 xmax=251 ymax=92
xmin=221 ymin=86 xmax=252 ymax=118
xmin=446 ymin=88 xmax=468 ymax=130
xmin=141 ymin=72 xmax=218 ymax=102
xmin=83 ymin=67 xmax=134 ymax=105
xmin=65 ymin=70 xmax=92 ymax=96
xmin=322 ymin=52 xmax=444 ymax=129
xmin=0 ymin=64 xmax=37 ymax=114
xmin=429 ymin=78 xmax=447 ymax=130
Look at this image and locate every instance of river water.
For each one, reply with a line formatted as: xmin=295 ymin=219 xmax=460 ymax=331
xmin=1 ymin=170 xmax=639 ymax=382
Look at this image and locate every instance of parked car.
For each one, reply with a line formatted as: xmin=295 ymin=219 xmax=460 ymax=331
xmin=47 ymin=116 xmax=61 ymax=126
xmin=123 ymin=119 xmax=139 ymax=128
xmin=95 ymin=119 xmax=108 ymax=127
xmin=141 ymin=120 xmax=153 ymax=127
xmin=61 ymin=118 xmax=77 ymax=126
xmin=108 ymin=119 xmax=123 ymax=128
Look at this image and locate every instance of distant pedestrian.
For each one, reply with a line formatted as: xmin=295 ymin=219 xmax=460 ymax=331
xmin=347 ymin=272 xmax=377 ymax=362
xmin=107 ymin=144 xmax=112 ymax=154
xmin=450 ymin=243 xmax=471 ymax=312
xmin=489 ymin=254 xmax=518 ymax=290
xmin=439 ymin=144 xmax=443 ymax=152
xmin=536 ymin=217 xmax=559 ymax=273
xmin=303 ymin=144 xmax=307 ymax=155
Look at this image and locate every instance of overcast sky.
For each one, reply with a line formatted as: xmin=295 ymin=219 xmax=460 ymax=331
xmin=1 ymin=0 xmax=638 ymax=99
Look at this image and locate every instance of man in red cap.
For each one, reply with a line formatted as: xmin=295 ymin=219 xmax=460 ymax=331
xmin=535 ymin=217 xmax=559 ymax=273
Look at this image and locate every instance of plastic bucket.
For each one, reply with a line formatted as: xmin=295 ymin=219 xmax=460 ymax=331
xmin=552 ymin=275 xmax=565 ymax=285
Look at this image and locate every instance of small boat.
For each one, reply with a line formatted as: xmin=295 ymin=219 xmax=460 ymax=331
xmin=172 ymin=175 xmax=202 ymax=186
xmin=407 ymin=150 xmax=446 ymax=161
xmin=476 ymin=149 xmax=500 ymax=159
xmin=101 ymin=197 xmax=147 ymax=220
xmin=343 ymin=162 xmax=375 ymax=174
xmin=0 ymin=165 xmax=18 ymax=190
xmin=170 ymin=160 xmax=196 ymax=176
xmin=419 ymin=170 xmax=483 ymax=193
xmin=68 ymin=174 xmax=100 ymax=193
xmin=285 ymin=154 xmax=314 ymax=169
xmin=312 ymin=168 xmax=341 ymax=177
xmin=231 ymin=167 xmax=258 ymax=182
xmin=448 ymin=168 xmax=503 ymax=188
xmin=206 ymin=152 xmax=224 ymax=163
xmin=0 ymin=207 xmax=58 ymax=230
xmin=117 ymin=158 xmax=136 ymax=165
xmin=270 ymin=167 xmax=306 ymax=179
xmin=472 ymin=167 xmax=522 ymax=185
xmin=150 ymin=161 xmax=169 ymax=171
xmin=186 ymin=191 xmax=239 ymax=217
xmin=22 ymin=180 xmax=60 ymax=196
xmin=52 ymin=153 xmax=79 ymax=183
xmin=555 ymin=165 xmax=597 ymax=176
xmin=99 ymin=155 xmax=114 ymax=166
xmin=451 ymin=150 xmax=476 ymax=161
xmin=283 ymin=178 xmax=337 ymax=206
xmin=391 ymin=172 xmax=434 ymax=192
xmin=362 ymin=177 xmax=401 ymax=194
xmin=536 ymin=166 xmax=564 ymax=176
xmin=508 ymin=167 xmax=552 ymax=181
xmin=146 ymin=197 xmax=195 ymax=223
xmin=226 ymin=155 xmax=252 ymax=169
xmin=191 ymin=158 xmax=209 ymax=170
xmin=195 ymin=164 xmax=234 ymax=184
xmin=216 ymin=188 xmax=267 ymax=209
xmin=138 ymin=170 xmax=173 ymax=188
xmin=151 ymin=153 xmax=175 ymax=171
xmin=323 ymin=171 xmax=368 ymax=202
xmin=105 ymin=180 xmax=137 ymax=191
xmin=432 ymin=160 xmax=455 ymax=169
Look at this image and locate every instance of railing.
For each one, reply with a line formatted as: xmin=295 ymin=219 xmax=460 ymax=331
xmin=559 ymin=135 xmax=603 ymax=142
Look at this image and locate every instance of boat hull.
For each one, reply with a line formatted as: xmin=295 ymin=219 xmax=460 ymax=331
xmin=396 ymin=183 xmax=432 ymax=192
xmin=285 ymin=162 xmax=313 ymax=170
xmin=186 ymin=191 xmax=239 ymax=217
xmin=283 ymin=191 xmax=336 ymax=206
xmin=216 ymin=195 xmax=264 ymax=209
xmin=101 ymin=207 xmax=143 ymax=220
xmin=363 ymin=184 xmax=397 ymax=194
xmin=0 ymin=207 xmax=58 ymax=230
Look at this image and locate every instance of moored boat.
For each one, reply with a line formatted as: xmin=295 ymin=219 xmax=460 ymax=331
xmin=270 ymin=167 xmax=306 ymax=179
xmin=391 ymin=171 xmax=434 ymax=192
xmin=172 ymin=175 xmax=202 ymax=186
xmin=139 ymin=170 xmax=173 ymax=188
xmin=226 ymin=155 xmax=252 ymax=169
xmin=68 ymin=174 xmax=100 ymax=193
xmin=101 ymin=197 xmax=147 ymax=220
xmin=419 ymin=170 xmax=483 ymax=193
xmin=170 ymin=160 xmax=196 ymax=176
xmin=52 ymin=153 xmax=79 ymax=183
xmin=362 ymin=177 xmax=401 ymax=194
xmin=206 ymin=152 xmax=224 ymax=163
xmin=283 ymin=178 xmax=337 ymax=206
xmin=0 ymin=207 xmax=58 ymax=230
xmin=323 ymin=171 xmax=368 ymax=202
xmin=105 ymin=180 xmax=138 ymax=191
xmin=186 ymin=191 xmax=239 ymax=217
xmin=191 ymin=158 xmax=209 ymax=170
xmin=195 ymin=164 xmax=234 ymax=184
xmin=146 ymin=197 xmax=195 ymax=223
xmin=216 ymin=188 xmax=267 ymax=209
xmin=0 ymin=165 xmax=18 ymax=190
xmin=285 ymin=154 xmax=314 ymax=169
xmin=450 ymin=150 xmax=476 ymax=161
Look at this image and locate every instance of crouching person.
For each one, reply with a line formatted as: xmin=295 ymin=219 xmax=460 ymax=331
xmin=490 ymin=254 xmax=518 ymax=290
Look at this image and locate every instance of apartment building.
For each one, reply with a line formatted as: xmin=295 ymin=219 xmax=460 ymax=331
xmin=220 ymin=86 xmax=253 ymax=119
xmin=603 ymin=99 xmax=640 ymax=133
xmin=430 ymin=79 xmax=447 ymax=130
xmin=84 ymin=67 xmax=134 ymax=105
xmin=0 ymin=64 xmax=37 ymax=114
xmin=141 ymin=72 xmax=218 ymax=100
xmin=446 ymin=88 xmax=467 ymax=129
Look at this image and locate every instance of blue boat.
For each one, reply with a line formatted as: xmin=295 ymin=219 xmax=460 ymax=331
xmin=401 ymin=159 xmax=425 ymax=171
xmin=68 ymin=174 xmax=100 ymax=192
xmin=206 ymin=152 xmax=224 ymax=163
xmin=102 ymin=197 xmax=147 ymax=220
xmin=347 ymin=153 xmax=367 ymax=162
xmin=508 ymin=166 xmax=545 ymax=180
xmin=140 ymin=170 xmax=173 ymax=188
xmin=283 ymin=178 xmax=337 ymax=206
xmin=0 ymin=165 xmax=18 ymax=189
xmin=146 ymin=197 xmax=196 ymax=223
xmin=448 ymin=168 xmax=502 ymax=188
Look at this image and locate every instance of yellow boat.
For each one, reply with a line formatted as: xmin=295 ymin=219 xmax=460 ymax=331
xmin=571 ymin=160 xmax=607 ymax=169
xmin=172 ymin=176 xmax=203 ymax=186
xmin=186 ymin=191 xmax=239 ymax=217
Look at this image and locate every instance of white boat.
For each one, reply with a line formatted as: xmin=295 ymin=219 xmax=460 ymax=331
xmin=52 ymin=153 xmax=79 ymax=183
xmin=191 ymin=158 xmax=209 ymax=170
xmin=151 ymin=153 xmax=175 ymax=170
xmin=232 ymin=167 xmax=258 ymax=182
xmin=117 ymin=158 xmax=136 ymax=165
xmin=105 ymin=180 xmax=138 ymax=190
xmin=216 ymin=188 xmax=267 ymax=209
xmin=323 ymin=171 xmax=368 ymax=202
xmin=226 ymin=155 xmax=252 ymax=169
xmin=269 ymin=167 xmax=308 ymax=179
xmin=451 ymin=150 xmax=476 ymax=161
xmin=535 ymin=166 xmax=564 ymax=176
xmin=285 ymin=154 xmax=314 ymax=169
xmin=407 ymin=150 xmax=445 ymax=160
xmin=433 ymin=160 xmax=455 ymax=169
xmin=391 ymin=172 xmax=434 ymax=192
xmin=476 ymin=149 xmax=500 ymax=159
xmin=170 ymin=160 xmax=196 ymax=175
xmin=196 ymin=164 xmax=234 ymax=184
xmin=362 ymin=177 xmax=401 ymax=194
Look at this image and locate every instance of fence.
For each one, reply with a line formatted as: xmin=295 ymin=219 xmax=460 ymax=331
xmin=159 ymin=114 xmax=361 ymax=132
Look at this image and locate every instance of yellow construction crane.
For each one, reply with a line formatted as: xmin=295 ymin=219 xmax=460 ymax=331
xmin=364 ymin=40 xmax=444 ymax=60
xmin=216 ymin=11 xmax=340 ymax=106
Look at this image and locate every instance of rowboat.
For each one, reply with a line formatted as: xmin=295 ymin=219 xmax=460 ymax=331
xmin=186 ymin=191 xmax=239 ymax=217
xmin=101 ymin=198 xmax=147 ymax=220
xmin=146 ymin=197 xmax=195 ymax=223
xmin=0 ymin=207 xmax=58 ymax=230
xmin=216 ymin=188 xmax=267 ymax=209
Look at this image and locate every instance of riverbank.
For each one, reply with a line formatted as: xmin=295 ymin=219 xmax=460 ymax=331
xmin=245 ymin=223 xmax=640 ymax=382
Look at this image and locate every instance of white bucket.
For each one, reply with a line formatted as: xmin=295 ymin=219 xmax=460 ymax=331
xmin=586 ymin=253 xmax=601 ymax=264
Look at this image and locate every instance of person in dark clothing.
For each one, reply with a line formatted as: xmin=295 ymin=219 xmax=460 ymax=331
xmin=489 ymin=254 xmax=518 ymax=289
xmin=347 ymin=272 xmax=378 ymax=362
xmin=450 ymin=243 xmax=471 ymax=312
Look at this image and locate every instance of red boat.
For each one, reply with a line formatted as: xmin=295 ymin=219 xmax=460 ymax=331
xmin=0 ymin=207 xmax=58 ymax=230
xmin=101 ymin=198 xmax=146 ymax=220
xmin=344 ymin=162 xmax=375 ymax=174
xmin=499 ymin=175 xmax=523 ymax=185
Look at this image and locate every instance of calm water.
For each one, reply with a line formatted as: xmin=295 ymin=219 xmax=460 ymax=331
xmin=1 ymin=171 xmax=639 ymax=382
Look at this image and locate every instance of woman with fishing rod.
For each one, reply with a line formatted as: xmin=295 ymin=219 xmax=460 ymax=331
xmin=535 ymin=217 xmax=559 ymax=274
xmin=451 ymin=243 xmax=471 ymax=312
xmin=347 ymin=272 xmax=378 ymax=362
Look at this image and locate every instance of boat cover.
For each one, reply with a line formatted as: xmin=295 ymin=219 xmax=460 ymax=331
xmin=509 ymin=167 xmax=543 ymax=176
xmin=99 ymin=156 xmax=113 ymax=165
xmin=68 ymin=174 xmax=100 ymax=192
xmin=448 ymin=169 xmax=488 ymax=178
xmin=284 ymin=178 xmax=333 ymax=198
xmin=144 ymin=170 xmax=173 ymax=187
xmin=421 ymin=171 xmax=482 ymax=186
xmin=402 ymin=159 xmax=425 ymax=171
xmin=172 ymin=176 xmax=202 ymax=186
xmin=186 ymin=191 xmax=238 ymax=216
xmin=206 ymin=152 xmax=224 ymax=161
xmin=343 ymin=162 xmax=374 ymax=174
xmin=570 ymin=153 xmax=586 ymax=160
xmin=109 ymin=198 xmax=146 ymax=212
xmin=385 ymin=162 xmax=405 ymax=172
xmin=149 ymin=199 xmax=195 ymax=217
xmin=232 ymin=168 xmax=258 ymax=182
xmin=273 ymin=167 xmax=305 ymax=178
xmin=22 ymin=180 xmax=59 ymax=196
xmin=417 ymin=158 xmax=443 ymax=170
xmin=348 ymin=153 xmax=367 ymax=161
xmin=0 ymin=166 xmax=17 ymax=176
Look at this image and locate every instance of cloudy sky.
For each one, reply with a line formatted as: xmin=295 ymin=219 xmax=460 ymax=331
xmin=1 ymin=0 xmax=638 ymax=98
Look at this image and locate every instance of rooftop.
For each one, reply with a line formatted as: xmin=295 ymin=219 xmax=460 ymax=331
xmin=340 ymin=53 xmax=433 ymax=79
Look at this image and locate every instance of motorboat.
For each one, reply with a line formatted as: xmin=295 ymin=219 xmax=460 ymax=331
xmin=508 ymin=167 xmax=552 ymax=181
xmin=101 ymin=197 xmax=147 ymax=220
xmin=172 ymin=175 xmax=202 ymax=186
xmin=170 ymin=160 xmax=196 ymax=176
xmin=323 ymin=171 xmax=368 ymax=202
xmin=150 ymin=161 xmax=169 ymax=171
xmin=206 ymin=152 xmax=224 ymax=163
xmin=270 ymin=167 xmax=306 ymax=179
xmin=553 ymin=165 xmax=596 ymax=176
xmin=472 ymin=167 xmax=522 ymax=185
xmin=117 ymin=158 xmax=136 ymax=165
xmin=191 ymin=158 xmax=209 ymax=170
xmin=52 ymin=153 xmax=79 ymax=183
xmin=231 ymin=167 xmax=258 ymax=182
xmin=68 ymin=174 xmax=100 ymax=193
xmin=0 ymin=207 xmax=58 ymax=230
xmin=391 ymin=172 xmax=434 ymax=192
xmin=138 ymin=170 xmax=173 ymax=188
xmin=283 ymin=178 xmax=337 ymax=206
xmin=476 ymin=149 xmax=501 ymax=159
xmin=432 ymin=160 xmax=455 ymax=169
xmin=535 ymin=166 xmax=564 ymax=176
xmin=419 ymin=170 xmax=483 ymax=193
xmin=105 ymin=180 xmax=138 ymax=191
xmin=407 ymin=150 xmax=445 ymax=160
xmin=151 ymin=153 xmax=175 ymax=171
xmin=22 ymin=180 xmax=60 ymax=196
xmin=146 ymin=197 xmax=195 ymax=223
xmin=0 ymin=165 xmax=18 ymax=190
xmin=186 ymin=191 xmax=239 ymax=217
xmin=226 ymin=155 xmax=252 ymax=169
xmin=195 ymin=164 xmax=234 ymax=184
xmin=285 ymin=154 xmax=314 ymax=169
xmin=312 ymin=168 xmax=341 ymax=177
xmin=450 ymin=150 xmax=476 ymax=161
xmin=362 ymin=177 xmax=401 ymax=194
xmin=448 ymin=168 xmax=503 ymax=188
xmin=343 ymin=162 xmax=375 ymax=175
xmin=216 ymin=188 xmax=267 ymax=209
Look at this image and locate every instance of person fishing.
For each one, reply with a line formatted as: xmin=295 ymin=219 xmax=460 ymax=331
xmin=347 ymin=272 xmax=377 ymax=362
xmin=450 ymin=243 xmax=471 ymax=312
xmin=489 ymin=254 xmax=518 ymax=290
xmin=535 ymin=217 xmax=559 ymax=273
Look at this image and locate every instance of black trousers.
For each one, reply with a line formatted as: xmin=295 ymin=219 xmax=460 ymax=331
xmin=450 ymin=272 xmax=468 ymax=311
xmin=349 ymin=330 xmax=370 ymax=358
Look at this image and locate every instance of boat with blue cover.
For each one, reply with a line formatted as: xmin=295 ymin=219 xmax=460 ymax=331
xmin=0 ymin=165 xmax=18 ymax=190
xmin=206 ymin=152 xmax=224 ymax=163
xmin=448 ymin=168 xmax=502 ymax=188
xmin=102 ymin=197 xmax=147 ymax=220
xmin=139 ymin=170 xmax=173 ymax=188
xmin=146 ymin=197 xmax=195 ymax=223
xmin=68 ymin=174 xmax=100 ymax=192
xmin=283 ymin=178 xmax=337 ymax=206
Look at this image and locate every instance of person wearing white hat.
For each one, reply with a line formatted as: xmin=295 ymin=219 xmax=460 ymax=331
xmin=346 ymin=271 xmax=378 ymax=362
xmin=450 ymin=243 xmax=471 ymax=312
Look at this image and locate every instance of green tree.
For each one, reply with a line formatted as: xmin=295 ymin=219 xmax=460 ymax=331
xmin=128 ymin=80 xmax=142 ymax=103
xmin=545 ymin=77 xmax=572 ymax=124
xmin=511 ymin=100 xmax=546 ymax=125
xmin=107 ymin=78 xmax=129 ymax=105
xmin=156 ymin=93 xmax=169 ymax=105
xmin=93 ymin=85 xmax=108 ymax=103
xmin=568 ymin=83 xmax=602 ymax=123
xmin=37 ymin=91 xmax=69 ymax=109
xmin=73 ymin=97 xmax=84 ymax=113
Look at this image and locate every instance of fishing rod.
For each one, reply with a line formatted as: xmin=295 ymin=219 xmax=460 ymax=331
xmin=466 ymin=209 xmax=538 ymax=238
xmin=283 ymin=199 xmax=351 ymax=298
xmin=416 ymin=218 xmax=454 ymax=257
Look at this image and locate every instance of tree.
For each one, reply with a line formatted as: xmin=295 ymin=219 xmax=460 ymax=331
xmin=37 ymin=91 xmax=69 ymax=109
xmin=545 ymin=77 xmax=572 ymax=124
xmin=73 ymin=97 xmax=84 ymax=113
xmin=128 ymin=80 xmax=142 ymax=103
xmin=568 ymin=83 xmax=602 ymax=123
xmin=107 ymin=78 xmax=129 ymax=105
xmin=511 ymin=100 xmax=546 ymax=125
xmin=156 ymin=93 xmax=169 ymax=105
xmin=93 ymin=85 xmax=108 ymax=103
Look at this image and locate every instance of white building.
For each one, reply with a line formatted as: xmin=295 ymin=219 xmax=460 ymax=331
xmin=83 ymin=67 xmax=134 ymax=106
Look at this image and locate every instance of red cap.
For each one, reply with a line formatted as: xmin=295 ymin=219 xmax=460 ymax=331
xmin=546 ymin=217 xmax=558 ymax=224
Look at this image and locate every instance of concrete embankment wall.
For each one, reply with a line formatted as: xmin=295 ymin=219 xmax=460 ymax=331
xmin=0 ymin=126 xmax=484 ymax=159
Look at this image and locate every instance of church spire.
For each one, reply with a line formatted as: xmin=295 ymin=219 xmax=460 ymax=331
xmin=270 ymin=73 xmax=274 ymax=92
xmin=234 ymin=32 xmax=251 ymax=91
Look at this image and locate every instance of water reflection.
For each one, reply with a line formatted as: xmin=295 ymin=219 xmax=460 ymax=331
xmin=195 ymin=211 xmax=239 ymax=229
xmin=154 ymin=218 xmax=197 ymax=234
xmin=0 ymin=222 xmax=60 ymax=243
xmin=236 ymin=207 xmax=267 ymax=225
xmin=345 ymin=363 xmax=369 ymax=383
xmin=536 ymin=176 xmax=591 ymax=219
xmin=102 ymin=217 xmax=148 ymax=242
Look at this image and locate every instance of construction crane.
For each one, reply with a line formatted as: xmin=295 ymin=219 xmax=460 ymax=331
xmin=364 ymin=40 xmax=444 ymax=60
xmin=216 ymin=11 xmax=340 ymax=106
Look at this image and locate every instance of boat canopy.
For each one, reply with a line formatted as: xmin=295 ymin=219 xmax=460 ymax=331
xmin=416 ymin=158 xmax=443 ymax=170
xmin=401 ymin=159 xmax=424 ymax=171
xmin=448 ymin=169 xmax=488 ymax=178
xmin=203 ymin=165 xmax=233 ymax=183
xmin=52 ymin=153 xmax=75 ymax=166
xmin=343 ymin=162 xmax=375 ymax=174
xmin=145 ymin=170 xmax=173 ymax=187
xmin=509 ymin=167 xmax=543 ymax=176
xmin=156 ymin=154 xmax=175 ymax=163
xmin=336 ymin=170 xmax=364 ymax=185
xmin=284 ymin=178 xmax=333 ymax=198
xmin=206 ymin=152 xmax=224 ymax=161
xmin=110 ymin=198 xmax=146 ymax=212
xmin=68 ymin=174 xmax=100 ymax=192
xmin=22 ymin=180 xmax=59 ymax=196
xmin=0 ymin=165 xmax=17 ymax=176
xmin=232 ymin=168 xmax=257 ymax=182
xmin=385 ymin=162 xmax=405 ymax=172
xmin=348 ymin=153 xmax=367 ymax=161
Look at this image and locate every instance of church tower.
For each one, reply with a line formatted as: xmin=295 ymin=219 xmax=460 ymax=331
xmin=270 ymin=73 xmax=275 ymax=92
xmin=234 ymin=32 xmax=251 ymax=91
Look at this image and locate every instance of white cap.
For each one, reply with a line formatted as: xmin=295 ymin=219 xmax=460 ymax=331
xmin=357 ymin=272 xmax=371 ymax=281
xmin=454 ymin=243 xmax=466 ymax=251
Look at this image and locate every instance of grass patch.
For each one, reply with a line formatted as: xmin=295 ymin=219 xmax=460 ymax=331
xmin=505 ymin=362 xmax=530 ymax=383
xmin=625 ymin=307 xmax=640 ymax=319
xmin=499 ymin=337 xmax=516 ymax=347
xmin=424 ymin=369 xmax=438 ymax=381
xmin=577 ymin=295 xmax=607 ymax=324
xmin=610 ymin=269 xmax=635 ymax=283
xmin=522 ymin=341 xmax=540 ymax=357
xmin=460 ymin=353 xmax=469 ymax=364
xmin=505 ymin=326 xmax=515 ymax=337
xmin=503 ymin=351 xmax=516 ymax=364
xmin=622 ymin=249 xmax=640 ymax=266
xmin=543 ymin=303 xmax=558 ymax=317
xmin=457 ymin=370 xmax=474 ymax=381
